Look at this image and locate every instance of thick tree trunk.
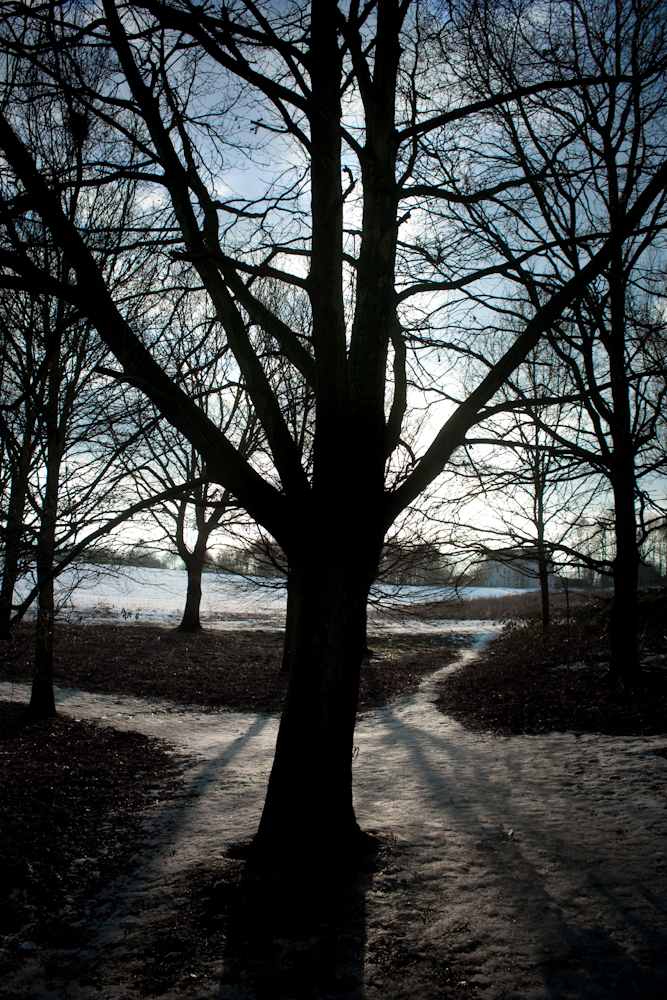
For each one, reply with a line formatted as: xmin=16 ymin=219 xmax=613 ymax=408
xmin=178 ymin=554 xmax=205 ymax=632
xmin=281 ymin=573 xmax=371 ymax=672
xmin=606 ymin=250 xmax=640 ymax=687
xmin=253 ymin=544 xmax=378 ymax=866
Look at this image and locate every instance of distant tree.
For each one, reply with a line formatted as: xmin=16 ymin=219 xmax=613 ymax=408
xmin=0 ymin=89 xmax=155 ymax=714
xmin=0 ymin=298 xmax=39 ymax=640
xmin=457 ymin=347 xmax=602 ymax=631
xmin=545 ymin=294 xmax=667 ymax=680
xmin=137 ymin=419 xmax=261 ymax=633
xmin=0 ymin=228 xmax=154 ymax=716
xmin=641 ymin=520 xmax=667 ymax=582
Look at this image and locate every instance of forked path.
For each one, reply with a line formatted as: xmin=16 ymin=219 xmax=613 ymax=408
xmin=2 ymin=640 xmax=667 ymax=999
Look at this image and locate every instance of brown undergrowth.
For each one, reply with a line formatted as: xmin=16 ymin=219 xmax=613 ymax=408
xmin=0 ymin=622 xmax=467 ymax=714
xmin=436 ymin=588 xmax=667 ymax=736
xmin=403 ymin=586 xmax=612 ymax=621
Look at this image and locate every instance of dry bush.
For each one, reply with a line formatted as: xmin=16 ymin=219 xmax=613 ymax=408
xmin=435 ymin=589 xmax=667 ymax=736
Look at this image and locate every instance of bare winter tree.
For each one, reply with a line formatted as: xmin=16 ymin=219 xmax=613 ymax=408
xmin=0 ymin=67 xmax=166 ymax=714
xmin=0 ymin=294 xmax=40 ymax=640
xmin=544 ymin=294 xmax=667 ymax=681
xmin=0 ymin=222 xmax=166 ymax=716
xmin=134 ymin=397 xmax=262 ymax=633
xmin=453 ymin=346 xmax=602 ymax=631
xmin=441 ymin=0 xmax=667 ymax=680
xmin=1 ymin=0 xmax=666 ymax=862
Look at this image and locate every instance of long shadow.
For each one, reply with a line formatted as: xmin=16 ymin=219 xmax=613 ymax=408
xmin=178 ymin=712 xmax=274 ymax=794
xmin=71 ymin=710 xmax=278 ymax=993
xmin=360 ymin=705 xmax=667 ymax=998
xmin=84 ymin=703 xmax=372 ymax=998
xmin=209 ymin=845 xmax=378 ymax=1000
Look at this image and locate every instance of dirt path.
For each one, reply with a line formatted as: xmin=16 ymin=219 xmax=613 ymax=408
xmin=356 ymin=651 xmax=667 ymax=998
xmin=2 ymin=644 xmax=667 ymax=999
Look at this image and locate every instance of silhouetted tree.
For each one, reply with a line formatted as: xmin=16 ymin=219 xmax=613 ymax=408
xmin=1 ymin=0 xmax=665 ymax=857
xmin=443 ymin=0 xmax=667 ymax=681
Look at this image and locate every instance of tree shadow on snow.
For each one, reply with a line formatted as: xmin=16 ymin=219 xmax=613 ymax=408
xmin=208 ymin=840 xmax=378 ymax=1000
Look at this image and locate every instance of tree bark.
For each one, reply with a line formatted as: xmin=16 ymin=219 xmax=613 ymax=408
xmin=178 ymin=554 xmax=205 ymax=632
xmin=609 ymin=469 xmax=640 ymax=685
xmin=253 ymin=537 xmax=380 ymax=866
xmin=606 ymin=249 xmax=640 ymax=686
xmin=0 ymin=428 xmax=34 ymax=640
xmin=28 ymin=446 xmax=59 ymax=719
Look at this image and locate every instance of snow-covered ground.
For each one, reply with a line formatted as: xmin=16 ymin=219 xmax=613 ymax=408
xmin=13 ymin=567 xmax=663 ymax=998
xmin=15 ymin=562 xmax=532 ymax=632
xmin=15 ymin=564 xmax=287 ymax=629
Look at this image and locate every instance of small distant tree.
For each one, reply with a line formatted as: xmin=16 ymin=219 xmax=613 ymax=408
xmin=128 ymin=290 xmax=289 ymax=631
xmin=137 ymin=423 xmax=261 ymax=632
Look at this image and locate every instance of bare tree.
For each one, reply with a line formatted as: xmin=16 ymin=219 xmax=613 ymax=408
xmin=0 ymin=63 xmax=159 ymax=713
xmin=440 ymin=0 xmax=667 ymax=681
xmin=0 ymin=228 xmax=160 ymax=715
xmin=0 ymin=296 xmax=39 ymax=640
xmin=454 ymin=345 xmax=601 ymax=630
xmin=135 ymin=411 xmax=261 ymax=633
xmin=544 ymin=294 xmax=667 ymax=681
xmin=1 ymin=0 xmax=665 ymax=861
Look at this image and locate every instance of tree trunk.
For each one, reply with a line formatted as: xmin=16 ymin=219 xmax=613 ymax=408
xmin=609 ymin=471 xmax=640 ymax=685
xmin=0 ymin=433 xmax=33 ymax=640
xmin=30 ymin=572 xmax=57 ymax=718
xmin=28 ymin=454 xmax=59 ymax=719
xmin=28 ymin=341 xmax=62 ymax=719
xmin=178 ymin=554 xmax=205 ymax=632
xmin=253 ymin=543 xmax=378 ymax=866
xmin=535 ymin=491 xmax=550 ymax=633
xmin=281 ymin=568 xmax=295 ymax=672
xmin=606 ymin=249 xmax=640 ymax=687
xmin=537 ymin=542 xmax=550 ymax=634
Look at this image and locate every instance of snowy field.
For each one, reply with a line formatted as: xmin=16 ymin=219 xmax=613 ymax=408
xmin=16 ymin=563 xmax=531 ymax=633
